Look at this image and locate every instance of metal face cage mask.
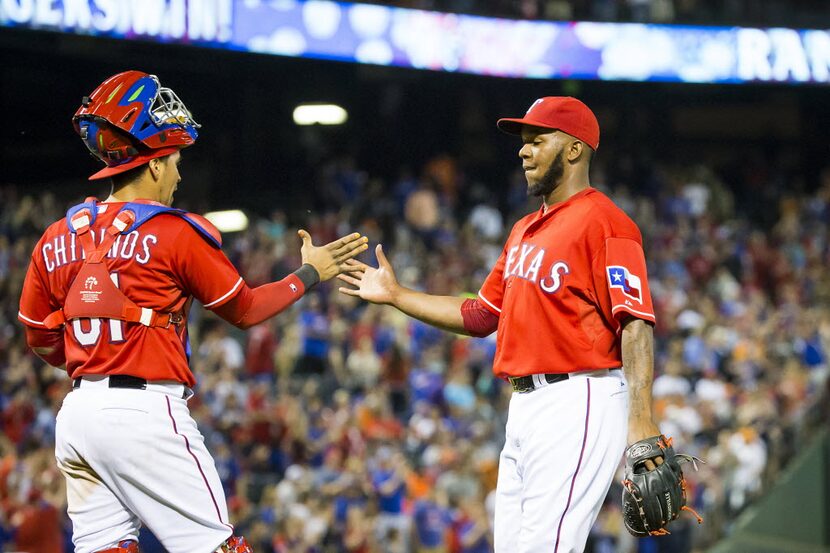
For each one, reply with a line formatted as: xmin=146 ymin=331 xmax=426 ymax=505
xmin=150 ymin=78 xmax=201 ymax=130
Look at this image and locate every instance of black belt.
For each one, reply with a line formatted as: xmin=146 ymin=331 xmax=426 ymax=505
xmin=508 ymin=369 xmax=621 ymax=393
xmin=73 ymin=374 xmax=148 ymax=390
xmin=72 ymin=375 xmax=191 ymax=399
xmin=508 ymin=373 xmax=569 ymax=393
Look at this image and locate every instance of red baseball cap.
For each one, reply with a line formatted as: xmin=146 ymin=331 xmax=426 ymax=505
xmin=88 ymin=147 xmax=180 ymax=181
xmin=497 ymin=96 xmax=600 ymax=150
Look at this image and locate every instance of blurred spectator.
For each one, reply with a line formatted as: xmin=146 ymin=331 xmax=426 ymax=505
xmin=412 ymin=487 xmax=452 ymax=552
xmin=455 ymin=497 xmax=492 ymax=553
xmin=296 ymin=294 xmax=330 ymax=376
xmin=346 ymin=337 xmax=383 ymax=393
xmin=404 ymin=181 xmax=441 ymax=248
xmin=371 ymin=449 xmax=411 ymax=549
xmin=246 ymin=322 xmax=278 ymax=379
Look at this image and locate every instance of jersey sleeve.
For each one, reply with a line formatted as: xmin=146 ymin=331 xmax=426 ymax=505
xmin=171 ymin=224 xmax=245 ymax=310
xmin=477 ymin=245 xmax=507 ymax=316
xmin=460 ymin=298 xmax=500 ymax=337
xmin=601 ymin=237 xmax=655 ymax=324
xmin=18 ymin=244 xmax=57 ymax=328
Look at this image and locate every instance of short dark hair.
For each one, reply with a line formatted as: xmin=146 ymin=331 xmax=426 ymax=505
xmin=109 ymin=163 xmax=149 ymax=191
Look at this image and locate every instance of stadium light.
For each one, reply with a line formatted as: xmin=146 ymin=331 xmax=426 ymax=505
xmin=204 ymin=210 xmax=249 ymax=233
xmin=293 ymin=103 xmax=348 ymax=126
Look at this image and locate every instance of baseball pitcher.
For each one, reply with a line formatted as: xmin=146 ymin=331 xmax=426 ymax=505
xmin=340 ymin=97 xmax=698 ymax=552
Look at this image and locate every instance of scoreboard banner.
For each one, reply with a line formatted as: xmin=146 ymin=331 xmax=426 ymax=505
xmin=2 ymin=0 xmax=829 ymax=85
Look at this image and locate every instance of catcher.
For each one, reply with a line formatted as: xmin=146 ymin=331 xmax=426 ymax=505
xmin=18 ymin=70 xmax=368 ymax=553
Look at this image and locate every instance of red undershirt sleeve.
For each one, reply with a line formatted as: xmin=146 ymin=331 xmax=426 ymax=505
xmin=212 ymin=264 xmax=319 ymax=329
xmin=25 ymin=326 xmax=66 ymax=367
xmin=460 ymin=298 xmax=500 ymax=338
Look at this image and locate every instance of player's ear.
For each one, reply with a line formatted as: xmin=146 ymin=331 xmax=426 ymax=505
xmin=567 ymin=140 xmax=584 ymax=163
xmin=148 ymin=158 xmax=162 ymax=181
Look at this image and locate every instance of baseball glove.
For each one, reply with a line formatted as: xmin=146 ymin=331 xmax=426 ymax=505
xmin=621 ymin=435 xmax=703 ymax=537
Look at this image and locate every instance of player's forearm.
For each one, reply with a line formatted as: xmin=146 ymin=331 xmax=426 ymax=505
xmin=389 ymin=286 xmax=469 ymax=335
xmin=213 ymin=265 xmax=319 ymax=329
xmin=621 ymin=318 xmax=656 ymax=426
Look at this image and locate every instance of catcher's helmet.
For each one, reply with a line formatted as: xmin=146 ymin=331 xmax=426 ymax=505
xmin=73 ymin=70 xmax=200 ymax=180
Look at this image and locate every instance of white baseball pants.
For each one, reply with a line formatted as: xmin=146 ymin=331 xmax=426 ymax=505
xmin=494 ymin=369 xmax=628 ymax=553
xmin=55 ymin=377 xmax=234 ymax=553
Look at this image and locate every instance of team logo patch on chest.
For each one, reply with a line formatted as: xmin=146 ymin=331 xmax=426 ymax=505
xmin=607 ymin=266 xmax=642 ymax=303
xmin=81 ymin=276 xmax=102 ymax=303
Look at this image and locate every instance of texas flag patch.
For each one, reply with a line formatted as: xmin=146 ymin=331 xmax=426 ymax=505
xmin=607 ymin=266 xmax=642 ymax=303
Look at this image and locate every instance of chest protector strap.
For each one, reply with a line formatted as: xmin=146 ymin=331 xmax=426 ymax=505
xmin=43 ymin=206 xmax=182 ymax=330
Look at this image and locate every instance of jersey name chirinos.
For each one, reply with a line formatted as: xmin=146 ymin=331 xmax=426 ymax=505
xmin=41 ymin=230 xmax=159 ymax=272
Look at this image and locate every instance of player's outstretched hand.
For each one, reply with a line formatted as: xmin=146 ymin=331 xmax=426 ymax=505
xmin=299 ymin=229 xmax=369 ymax=282
xmin=337 ymin=244 xmax=399 ymax=305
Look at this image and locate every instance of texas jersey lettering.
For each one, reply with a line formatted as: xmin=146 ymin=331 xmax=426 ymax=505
xmin=503 ymin=243 xmax=572 ymax=294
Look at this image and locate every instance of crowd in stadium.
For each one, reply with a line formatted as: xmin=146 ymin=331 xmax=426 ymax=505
xmin=372 ymin=0 xmax=824 ymax=26
xmin=0 ymin=148 xmax=828 ymax=552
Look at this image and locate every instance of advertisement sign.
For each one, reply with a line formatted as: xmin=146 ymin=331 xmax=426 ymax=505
xmin=2 ymin=0 xmax=828 ymax=84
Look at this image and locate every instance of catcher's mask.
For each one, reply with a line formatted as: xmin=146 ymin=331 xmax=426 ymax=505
xmin=73 ymin=70 xmax=200 ymax=180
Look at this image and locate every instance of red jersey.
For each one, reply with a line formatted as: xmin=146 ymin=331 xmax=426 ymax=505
xmin=18 ymin=200 xmax=245 ymax=387
xmin=478 ymin=188 xmax=655 ymax=378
